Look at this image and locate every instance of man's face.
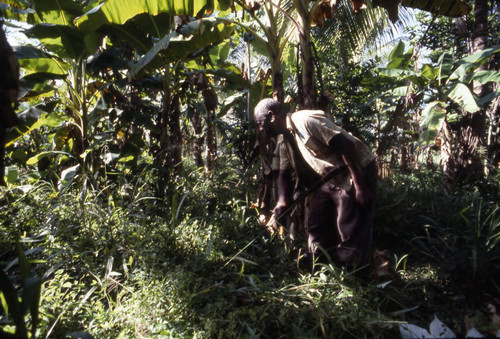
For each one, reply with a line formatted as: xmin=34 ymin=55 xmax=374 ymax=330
xmin=255 ymin=111 xmax=279 ymax=138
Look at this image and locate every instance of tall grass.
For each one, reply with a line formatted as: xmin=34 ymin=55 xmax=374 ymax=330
xmin=1 ymin=161 xmax=499 ymax=338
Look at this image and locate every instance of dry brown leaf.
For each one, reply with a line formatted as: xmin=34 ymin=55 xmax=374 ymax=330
xmin=351 ymin=0 xmax=367 ymax=14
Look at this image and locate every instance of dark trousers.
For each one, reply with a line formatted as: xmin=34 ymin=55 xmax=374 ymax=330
xmin=307 ymin=162 xmax=376 ymax=266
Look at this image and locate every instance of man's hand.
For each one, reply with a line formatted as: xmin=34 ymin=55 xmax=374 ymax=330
xmin=273 ymin=201 xmax=288 ymax=218
xmin=354 ymin=185 xmax=374 ymax=207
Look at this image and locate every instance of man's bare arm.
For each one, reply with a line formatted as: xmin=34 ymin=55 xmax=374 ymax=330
xmin=329 ymin=134 xmax=372 ymax=206
xmin=274 ymin=169 xmax=293 ymax=216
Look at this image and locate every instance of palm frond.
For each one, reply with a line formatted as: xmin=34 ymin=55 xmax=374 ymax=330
xmin=313 ymin=0 xmax=414 ymax=72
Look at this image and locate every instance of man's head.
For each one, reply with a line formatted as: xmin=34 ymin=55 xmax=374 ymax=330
xmin=253 ymin=98 xmax=286 ymax=137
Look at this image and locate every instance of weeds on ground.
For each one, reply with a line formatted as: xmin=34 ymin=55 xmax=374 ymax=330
xmin=1 ymin=163 xmax=499 ymax=338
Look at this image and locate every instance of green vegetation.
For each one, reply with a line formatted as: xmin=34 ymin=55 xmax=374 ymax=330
xmin=1 ymin=159 xmax=499 ymax=338
xmin=1 ymin=0 xmax=499 ymax=337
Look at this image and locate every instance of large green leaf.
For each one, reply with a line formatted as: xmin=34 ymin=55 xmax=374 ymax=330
xmin=389 ymin=86 xmax=409 ymax=97
xmin=27 ymin=151 xmax=73 ymax=165
xmin=6 ymin=111 xmax=67 ymax=148
xmin=75 ymin=0 xmax=226 ymax=34
xmin=420 ymin=101 xmax=446 ymax=145
xmin=129 ymin=17 xmax=234 ymax=78
xmin=33 ymin=0 xmax=83 ymax=26
xmin=388 ymin=40 xmax=407 ymax=63
xmin=131 ymin=12 xmax=174 ymax=38
xmin=99 ymin=24 xmax=153 ymax=54
xmin=26 ymin=24 xmax=86 ymax=59
xmin=477 ymin=89 xmax=500 ymax=106
xmin=450 ymin=45 xmax=500 ymax=81
xmin=463 ymin=70 xmax=500 ymax=85
xmin=458 ymin=44 xmax=500 ymax=66
xmin=209 ymin=40 xmax=231 ymax=66
xmin=436 ymin=52 xmax=454 ymax=80
xmin=447 ymin=83 xmax=480 ymax=113
xmin=420 ymin=64 xmax=438 ymax=81
xmin=19 ymin=72 xmax=65 ymax=99
xmin=18 ymin=57 xmax=69 ymax=75
xmin=15 ymin=46 xmax=70 ymax=75
xmin=16 ymin=46 xmax=68 ymax=98
xmin=14 ymin=45 xmax=50 ymax=59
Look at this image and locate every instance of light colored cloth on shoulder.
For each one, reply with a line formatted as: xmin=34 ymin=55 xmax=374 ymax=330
xmin=279 ymin=110 xmax=375 ymax=190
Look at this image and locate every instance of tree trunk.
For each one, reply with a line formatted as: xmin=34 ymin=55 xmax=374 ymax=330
xmin=155 ymin=92 xmax=170 ymax=186
xmin=271 ymin=57 xmax=284 ymax=103
xmin=168 ymin=95 xmax=183 ymax=175
xmin=154 ymin=71 xmax=173 ymax=194
xmin=295 ymin=0 xmax=316 ymax=109
xmin=190 ymin=109 xmax=204 ymax=168
xmin=204 ymin=100 xmax=217 ymax=173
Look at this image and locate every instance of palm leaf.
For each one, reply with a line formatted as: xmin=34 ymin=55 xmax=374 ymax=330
xmin=314 ymin=1 xmax=412 ymax=72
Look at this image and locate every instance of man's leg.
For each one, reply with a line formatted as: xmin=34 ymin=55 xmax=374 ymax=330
xmin=335 ymin=162 xmax=376 ymax=267
xmin=306 ymin=182 xmax=337 ymax=255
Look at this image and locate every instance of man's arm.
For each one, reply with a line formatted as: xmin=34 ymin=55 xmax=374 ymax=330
xmin=329 ymin=134 xmax=373 ymax=206
xmin=273 ymin=168 xmax=293 ymax=217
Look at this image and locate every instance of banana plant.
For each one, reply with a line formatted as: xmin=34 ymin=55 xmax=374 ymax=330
xmin=73 ymin=0 xmax=236 ymax=183
xmin=5 ymin=0 xmax=236 ymax=187
xmin=376 ymin=41 xmax=500 ymax=145
xmin=2 ymin=0 xmax=105 ymax=189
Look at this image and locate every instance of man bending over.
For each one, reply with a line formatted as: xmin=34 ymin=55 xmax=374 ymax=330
xmin=254 ymin=99 xmax=376 ymax=271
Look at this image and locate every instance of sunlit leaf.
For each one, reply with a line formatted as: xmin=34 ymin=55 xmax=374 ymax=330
xmin=400 ymin=315 xmax=457 ymax=338
xmin=428 ymin=315 xmax=456 ymax=338
xmin=447 ymin=83 xmax=480 ymax=113
xmin=386 ymin=57 xmax=408 ymax=70
xmin=129 ymin=17 xmax=234 ymax=78
xmin=463 ymin=70 xmax=500 ymax=84
xmin=7 ymin=112 xmax=67 ymax=147
xmin=388 ymin=40 xmax=406 ymax=62
xmin=75 ymin=0 xmax=220 ymax=34
xmin=458 ymin=44 xmax=500 ymax=67
xmin=33 ymin=0 xmax=83 ymax=26
xmin=420 ymin=101 xmax=446 ymax=145
xmin=118 ymin=155 xmax=135 ymax=163
xmin=420 ymin=64 xmax=438 ymax=81
xmin=18 ymin=58 xmax=68 ymax=75
xmin=58 ymin=164 xmax=80 ymax=191
xmin=27 ymin=151 xmax=73 ymax=165
xmin=4 ymin=166 xmax=19 ymax=184
xmin=0 ymin=1 xmax=37 ymax=22
xmin=26 ymin=24 xmax=86 ymax=59
xmin=450 ymin=45 xmax=500 ymax=81
xmin=437 ymin=52 xmax=454 ymax=80
xmin=390 ymin=86 xmax=409 ymax=97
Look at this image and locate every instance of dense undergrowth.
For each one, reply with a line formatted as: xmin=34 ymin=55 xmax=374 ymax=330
xmin=1 ymin=156 xmax=499 ymax=338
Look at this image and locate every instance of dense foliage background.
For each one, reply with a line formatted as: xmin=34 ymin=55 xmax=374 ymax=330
xmin=1 ymin=0 xmax=499 ymax=338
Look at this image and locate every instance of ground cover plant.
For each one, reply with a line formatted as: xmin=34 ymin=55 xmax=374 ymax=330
xmin=1 ymin=0 xmax=499 ymax=338
xmin=1 ymin=155 xmax=499 ymax=338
